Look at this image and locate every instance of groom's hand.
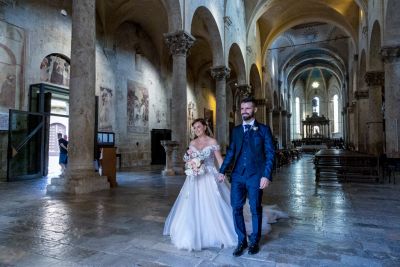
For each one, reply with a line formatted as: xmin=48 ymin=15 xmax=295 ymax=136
xmin=260 ymin=177 xmax=270 ymax=189
xmin=217 ymin=173 xmax=225 ymax=183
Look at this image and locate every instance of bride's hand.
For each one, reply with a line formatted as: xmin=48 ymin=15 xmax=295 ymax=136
xmin=217 ymin=173 xmax=225 ymax=183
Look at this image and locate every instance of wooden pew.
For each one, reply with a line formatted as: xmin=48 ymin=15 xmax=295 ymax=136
xmin=314 ymin=149 xmax=380 ymax=183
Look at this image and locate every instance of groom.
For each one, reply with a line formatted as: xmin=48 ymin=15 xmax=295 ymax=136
xmin=218 ymin=97 xmax=275 ymax=256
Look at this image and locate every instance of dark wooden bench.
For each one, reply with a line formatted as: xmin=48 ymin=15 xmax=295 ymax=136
xmin=314 ymin=149 xmax=380 ymax=183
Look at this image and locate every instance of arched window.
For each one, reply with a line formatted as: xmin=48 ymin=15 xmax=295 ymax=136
xmin=312 ymin=97 xmax=320 ymax=115
xmin=295 ymin=97 xmax=300 ymax=133
xmin=333 ymin=94 xmax=339 ymax=133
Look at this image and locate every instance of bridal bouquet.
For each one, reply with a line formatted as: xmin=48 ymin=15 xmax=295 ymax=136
xmin=183 ymin=148 xmax=207 ymax=177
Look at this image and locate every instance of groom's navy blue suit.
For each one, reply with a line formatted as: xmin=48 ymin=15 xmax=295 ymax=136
xmin=219 ymin=120 xmax=275 ymax=245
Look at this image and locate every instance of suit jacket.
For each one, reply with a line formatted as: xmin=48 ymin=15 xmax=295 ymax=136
xmin=219 ymin=120 xmax=275 ymax=180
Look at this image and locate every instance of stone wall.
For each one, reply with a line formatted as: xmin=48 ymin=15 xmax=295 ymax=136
xmin=98 ymin=22 xmax=170 ymax=167
xmin=0 ymin=0 xmax=172 ymax=180
xmin=0 ymin=0 xmax=71 ymax=181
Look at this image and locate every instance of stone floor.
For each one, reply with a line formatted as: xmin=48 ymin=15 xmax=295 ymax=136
xmin=0 ymin=155 xmax=399 ymax=267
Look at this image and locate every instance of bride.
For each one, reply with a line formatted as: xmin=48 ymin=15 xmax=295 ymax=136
xmin=163 ymin=118 xmax=287 ymax=251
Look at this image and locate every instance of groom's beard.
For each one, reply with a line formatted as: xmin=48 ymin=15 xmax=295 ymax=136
xmin=241 ymin=111 xmax=255 ymax=121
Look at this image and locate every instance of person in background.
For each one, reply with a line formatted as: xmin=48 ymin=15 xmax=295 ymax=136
xmin=58 ymin=133 xmax=68 ymax=173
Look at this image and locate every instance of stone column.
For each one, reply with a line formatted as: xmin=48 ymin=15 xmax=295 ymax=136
xmin=287 ymin=113 xmax=292 ymax=147
xmin=354 ymin=90 xmax=369 ymax=152
xmin=278 ymin=109 xmax=283 ymax=148
xmin=164 ymin=31 xmax=195 ymax=170
xmin=254 ymin=98 xmax=267 ymax=124
xmin=211 ymin=66 xmax=230 ymax=154
xmin=268 ymin=110 xmax=273 ymax=132
xmin=281 ymin=110 xmax=287 ymax=148
xmin=381 ymin=46 xmax=400 ymax=158
xmin=234 ymin=83 xmax=252 ymax=124
xmin=365 ymin=71 xmax=385 ymax=155
xmin=47 ymin=0 xmax=109 ymax=194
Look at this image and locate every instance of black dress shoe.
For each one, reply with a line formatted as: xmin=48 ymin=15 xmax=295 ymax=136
xmin=248 ymin=243 xmax=260 ymax=255
xmin=232 ymin=242 xmax=248 ymax=257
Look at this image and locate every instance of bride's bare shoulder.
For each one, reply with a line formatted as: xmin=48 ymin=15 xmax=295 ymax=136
xmin=207 ymin=137 xmax=219 ymax=146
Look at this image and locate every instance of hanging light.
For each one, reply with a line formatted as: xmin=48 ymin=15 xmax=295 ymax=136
xmin=312 ymin=81 xmax=319 ymax=88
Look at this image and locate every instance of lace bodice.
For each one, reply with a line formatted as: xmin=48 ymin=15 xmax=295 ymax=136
xmin=188 ymin=144 xmax=220 ymax=166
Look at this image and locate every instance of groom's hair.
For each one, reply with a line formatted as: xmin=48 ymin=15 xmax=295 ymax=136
xmin=241 ymin=96 xmax=256 ymax=106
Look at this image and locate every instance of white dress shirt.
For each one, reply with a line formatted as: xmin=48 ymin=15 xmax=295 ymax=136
xmin=242 ymin=119 xmax=255 ymax=132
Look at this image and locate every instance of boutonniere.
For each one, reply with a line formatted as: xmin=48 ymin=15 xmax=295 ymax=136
xmin=252 ymin=126 xmax=258 ymax=131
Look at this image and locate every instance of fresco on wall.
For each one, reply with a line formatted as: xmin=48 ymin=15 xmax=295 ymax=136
xmin=40 ymin=55 xmax=70 ymax=87
xmin=127 ymin=80 xmax=149 ymax=133
xmin=204 ymin=108 xmax=214 ymax=136
xmin=0 ymin=21 xmax=25 ymax=111
xmin=98 ymin=86 xmax=113 ymax=131
xmin=0 ymin=73 xmax=16 ymax=108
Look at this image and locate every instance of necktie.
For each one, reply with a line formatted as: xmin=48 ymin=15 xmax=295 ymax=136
xmin=244 ymin=124 xmax=251 ymax=132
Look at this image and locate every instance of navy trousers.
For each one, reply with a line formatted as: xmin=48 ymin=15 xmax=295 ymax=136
xmin=230 ymin=173 xmax=263 ymax=245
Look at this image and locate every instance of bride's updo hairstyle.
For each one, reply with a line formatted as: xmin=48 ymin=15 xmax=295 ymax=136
xmin=192 ymin=118 xmax=211 ymax=137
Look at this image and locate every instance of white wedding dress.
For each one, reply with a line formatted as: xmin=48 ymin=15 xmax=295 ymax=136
xmin=163 ymin=144 xmax=288 ymax=251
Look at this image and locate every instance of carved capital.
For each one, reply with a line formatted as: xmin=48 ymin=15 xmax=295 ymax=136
xmin=164 ymin=31 xmax=195 ymax=56
xmin=210 ymin=66 xmax=230 ymax=81
xmin=381 ymin=46 xmax=400 ymax=63
xmin=254 ymin=98 xmax=266 ymax=106
xmin=354 ymin=90 xmax=369 ymax=99
xmin=365 ymin=71 xmax=384 ymax=86
xmin=236 ymin=84 xmax=252 ymax=97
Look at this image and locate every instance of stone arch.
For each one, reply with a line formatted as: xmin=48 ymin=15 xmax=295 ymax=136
xmin=249 ymin=64 xmax=262 ymax=98
xmin=0 ymin=44 xmax=16 ymax=65
xmin=98 ymin=0 xmax=174 ymax=57
xmin=369 ymin=20 xmax=383 ymax=71
xmin=228 ymin=43 xmax=246 ymax=84
xmin=162 ymin=0 xmax=182 ymax=32
xmin=248 ymin=0 xmax=361 ymax=51
xmin=262 ymin=18 xmax=356 ymax=66
xmin=190 ymin=6 xmax=224 ymax=66
xmin=385 ymin=0 xmax=400 ymax=44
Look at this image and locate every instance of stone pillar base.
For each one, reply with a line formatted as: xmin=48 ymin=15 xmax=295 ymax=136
xmin=173 ymin=166 xmax=185 ymax=175
xmin=162 ymin=169 xmax=176 ymax=176
xmin=47 ymin=170 xmax=109 ymax=194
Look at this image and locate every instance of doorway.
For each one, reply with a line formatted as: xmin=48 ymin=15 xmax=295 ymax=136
xmin=7 ymin=83 xmax=69 ymax=181
xmin=151 ymin=129 xmax=171 ymax=165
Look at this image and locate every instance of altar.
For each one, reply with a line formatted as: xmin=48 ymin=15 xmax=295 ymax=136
xmin=302 ymin=112 xmax=330 ymax=139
